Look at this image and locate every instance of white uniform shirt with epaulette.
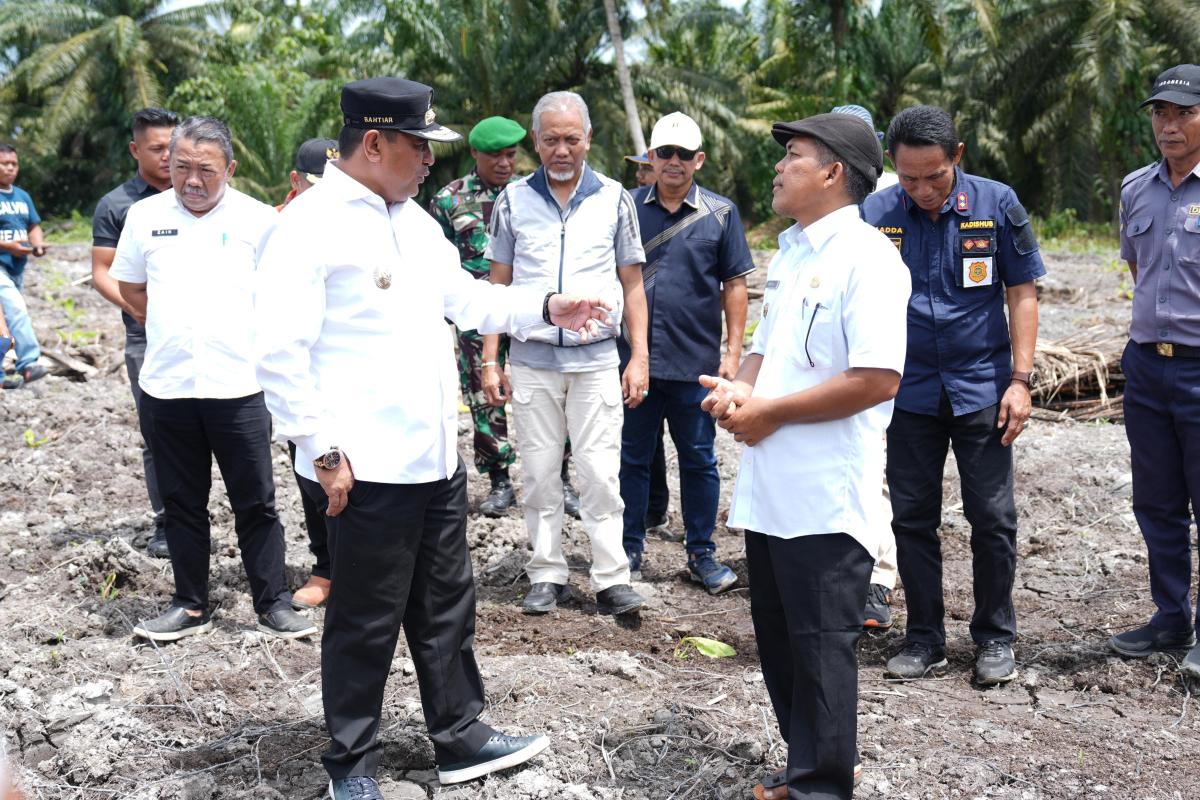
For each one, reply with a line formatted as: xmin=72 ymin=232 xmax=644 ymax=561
xmin=727 ymin=204 xmax=911 ymax=558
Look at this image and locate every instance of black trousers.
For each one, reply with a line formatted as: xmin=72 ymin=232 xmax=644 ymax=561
xmin=125 ymin=330 xmax=164 ymax=521
xmin=301 ymin=459 xmax=493 ymax=779
xmin=747 ymin=531 xmax=873 ymax=800
xmin=141 ymin=392 xmax=291 ymax=615
xmin=287 ymin=441 xmax=331 ymax=579
xmin=886 ymin=392 xmax=1018 ymax=647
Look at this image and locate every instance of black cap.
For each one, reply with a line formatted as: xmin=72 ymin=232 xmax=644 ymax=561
xmin=294 ymin=138 xmax=339 ymax=183
xmin=1141 ymin=64 xmax=1200 ymax=108
xmin=772 ymin=113 xmax=884 ymax=183
xmin=340 ymin=77 xmax=461 ymax=142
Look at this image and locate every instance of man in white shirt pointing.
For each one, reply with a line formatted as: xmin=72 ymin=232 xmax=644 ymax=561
xmin=254 ymin=77 xmax=611 ymax=800
xmin=702 ymin=113 xmax=910 ymax=800
xmin=112 ymin=116 xmax=316 ymax=643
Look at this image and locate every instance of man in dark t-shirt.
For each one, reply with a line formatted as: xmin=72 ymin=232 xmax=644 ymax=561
xmin=91 ymin=107 xmax=179 ymax=557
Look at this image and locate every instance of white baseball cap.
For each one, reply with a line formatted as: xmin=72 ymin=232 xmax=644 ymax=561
xmin=649 ymin=112 xmax=703 ymax=150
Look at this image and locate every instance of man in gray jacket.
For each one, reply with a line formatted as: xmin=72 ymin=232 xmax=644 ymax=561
xmin=485 ymin=91 xmax=649 ymax=616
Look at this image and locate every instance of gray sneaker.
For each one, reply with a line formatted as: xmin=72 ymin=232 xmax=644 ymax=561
xmin=975 ymin=641 xmax=1018 ymax=685
xmin=328 ymin=777 xmax=382 ymax=799
xmin=258 ymin=608 xmax=318 ymax=639
xmin=1182 ymin=643 xmax=1200 ymax=680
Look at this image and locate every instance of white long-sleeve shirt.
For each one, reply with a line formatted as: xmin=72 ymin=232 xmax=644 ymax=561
xmin=255 ymin=162 xmax=545 ymax=484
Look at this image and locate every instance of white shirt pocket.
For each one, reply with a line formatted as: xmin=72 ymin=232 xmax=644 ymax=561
xmin=794 ymin=291 xmax=837 ymax=370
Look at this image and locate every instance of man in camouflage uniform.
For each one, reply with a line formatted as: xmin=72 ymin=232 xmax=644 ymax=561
xmin=430 ymin=116 xmax=581 ymax=517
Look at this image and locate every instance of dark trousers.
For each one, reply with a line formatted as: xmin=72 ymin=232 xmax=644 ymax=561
xmin=648 ymin=424 xmax=669 ymax=521
xmin=301 ymin=459 xmax=493 ymax=779
xmin=141 ymin=392 xmax=290 ymax=615
xmin=886 ymin=393 xmax=1018 ymax=647
xmin=125 ymin=329 xmax=164 ymax=521
xmin=620 ymin=378 xmax=719 ymax=557
xmin=287 ymin=441 xmax=331 ymax=580
xmin=1122 ymin=342 xmax=1200 ymax=636
xmin=747 ymin=531 xmax=872 ymax=800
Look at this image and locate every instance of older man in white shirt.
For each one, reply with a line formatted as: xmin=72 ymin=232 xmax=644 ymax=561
xmin=702 ymin=114 xmax=910 ymax=800
xmin=112 ymin=116 xmax=315 ymax=643
xmin=255 ymin=78 xmax=614 ymax=800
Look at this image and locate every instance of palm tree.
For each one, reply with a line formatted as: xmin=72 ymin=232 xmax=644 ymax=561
xmin=0 ymin=0 xmax=220 ymax=146
xmin=603 ymin=0 xmax=645 ymax=154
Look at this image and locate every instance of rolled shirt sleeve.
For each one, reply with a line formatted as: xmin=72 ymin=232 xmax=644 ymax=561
xmin=614 ymin=188 xmax=646 ymax=266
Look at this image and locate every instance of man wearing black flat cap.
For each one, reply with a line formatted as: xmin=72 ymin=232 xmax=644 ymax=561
xmin=277 ymin=137 xmax=339 ymax=210
xmin=701 ymin=113 xmax=910 ymax=800
xmin=1110 ymin=64 xmax=1200 ymax=680
xmin=255 ymin=77 xmax=614 ymax=800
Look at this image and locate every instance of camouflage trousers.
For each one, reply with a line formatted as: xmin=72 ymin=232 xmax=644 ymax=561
xmin=456 ymin=328 xmax=572 ymax=476
xmin=456 ymin=328 xmax=517 ymax=474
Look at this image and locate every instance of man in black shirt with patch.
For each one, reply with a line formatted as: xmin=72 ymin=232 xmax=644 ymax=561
xmin=91 ymin=107 xmax=179 ymax=558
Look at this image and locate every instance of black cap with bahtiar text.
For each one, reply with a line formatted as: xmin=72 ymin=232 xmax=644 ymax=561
xmin=1141 ymin=64 xmax=1200 ymax=108
xmin=340 ymin=77 xmax=461 ymax=142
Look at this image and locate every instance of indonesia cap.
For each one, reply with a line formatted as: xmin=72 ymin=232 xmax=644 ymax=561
xmin=294 ymin=138 xmax=339 ymax=184
xmin=340 ymin=77 xmax=461 ymax=142
xmin=1141 ymin=64 xmax=1200 ymax=108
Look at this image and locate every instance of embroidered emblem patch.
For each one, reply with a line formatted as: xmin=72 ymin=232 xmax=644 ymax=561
xmin=374 ymin=266 xmax=392 ymax=289
xmin=810 ymin=276 xmax=821 ymax=288
xmin=963 ymin=256 xmax=994 ymax=286
xmin=889 ymin=237 xmax=902 ymax=250
xmin=956 ymin=192 xmax=969 ymax=212
xmin=964 ymin=239 xmax=975 ymax=251
xmin=1189 ymin=204 xmax=1200 ymax=215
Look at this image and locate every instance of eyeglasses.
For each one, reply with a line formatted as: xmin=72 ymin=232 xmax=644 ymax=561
xmin=654 ymin=145 xmax=698 ymax=161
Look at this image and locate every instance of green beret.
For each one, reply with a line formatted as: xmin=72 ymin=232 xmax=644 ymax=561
xmin=468 ymin=116 xmax=526 ymax=152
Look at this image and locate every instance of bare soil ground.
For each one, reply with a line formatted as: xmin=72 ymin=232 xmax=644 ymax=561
xmin=0 ymin=246 xmax=1197 ymax=800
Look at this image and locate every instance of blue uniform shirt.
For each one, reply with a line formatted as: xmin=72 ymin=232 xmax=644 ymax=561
xmin=621 ymin=182 xmax=754 ymax=381
xmin=862 ymin=168 xmax=1045 ymax=416
xmin=1119 ymin=160 xmax=1200 ymax=348
xmin=0 ymin=185 xmax=41 ymax=279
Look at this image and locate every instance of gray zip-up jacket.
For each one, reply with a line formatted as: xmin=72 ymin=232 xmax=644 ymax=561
xmin=486 ymin=164 xmax=645 ymax=347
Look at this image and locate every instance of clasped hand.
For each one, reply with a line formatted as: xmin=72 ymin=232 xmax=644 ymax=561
xmin=697 ymin=375 xmax=779 ymax=447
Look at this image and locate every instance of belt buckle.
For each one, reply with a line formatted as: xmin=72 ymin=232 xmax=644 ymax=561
xmin=1156 ymin=342 xmax=1175 ymax=358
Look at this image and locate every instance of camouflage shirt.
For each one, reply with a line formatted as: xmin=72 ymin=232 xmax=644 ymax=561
xmin=429 ymin=169 xmax=515 ymax=279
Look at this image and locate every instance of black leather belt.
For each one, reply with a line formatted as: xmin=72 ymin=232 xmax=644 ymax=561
xmin=1140 ymin=341 xmax=1200 ymax=358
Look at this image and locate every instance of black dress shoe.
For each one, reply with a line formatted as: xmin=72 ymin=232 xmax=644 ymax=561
xmin=146 ymin=526 xmax=170 ymax=559
xmin=133 ymin=607 xmax=212 ymax=641
xmin=258 ymin=608 xmax=318 ymax=639
xmin=522 ymin=582 xmax=569 ymax=614
xmin=1109 ymin=623 xmax=1196 ymax=657
xmin=596 ymin=584 xmax=645 ymax=615
xmin=479 ymin=478 xmax=516 ymax=517
xmin=563 ymin=480 xmax=581 ymax=519
xmin=437 ymin=732 xmax=550 ymax=784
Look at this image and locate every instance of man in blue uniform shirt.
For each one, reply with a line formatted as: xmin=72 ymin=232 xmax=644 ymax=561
xmin=862 ymin=105 xmax=1044 ymax=686
xmin=1109 ymin=64 xmax=1200 ymax=680
xmin=620 ymin=112 xmax=754 ymax=592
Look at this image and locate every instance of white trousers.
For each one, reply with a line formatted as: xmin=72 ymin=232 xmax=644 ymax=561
xmin=509 ymin=364 xmax=630 ymax=590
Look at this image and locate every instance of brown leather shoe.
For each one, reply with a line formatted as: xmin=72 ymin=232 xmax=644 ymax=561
xmin=292 ymin=576 xmax=331 ymax=610
xmin=752 ymin=764 xmax=861 ymax=798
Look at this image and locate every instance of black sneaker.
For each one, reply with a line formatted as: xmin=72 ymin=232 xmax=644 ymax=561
xmin=479 ymin=478 xmax=516 ymax=517
xmin=22 ymin=364 xmax=49 ymax=384
xmin=563 ymin=481 xmax=581 ymax=519
xmin=596 ymin=584 xmax=645 ymax=615
xmin=1109 ymin=623 xmax=1196 ymax=657
xmin=975 ymin=640 xmax=1017 ymax=685
xmin=885 ymin=641 xmax=947 ymax=679
xmin=133 ymin=607 xmax=212 ymax=641
xmin=146 ymin=524 xmax=170 ymax=559
xmin=1182 ymin=644 xmax=1200 ymax=680
xmin=644 ymin=512 xmax=669 ymax=536
xmin=522 ymin=582 xmax=570 ymax=614
xmin=437 ymin=732 xmax=550 ymax=785
xmin=328 ymin=776 xmax=383 ymax=800
xmin=257 ymin=608 xmax=318 ymax=640
xmin=627 ymin=550 xmax=643 ymax=581
xmin=863 ymin=583 xmax=893 ymax=629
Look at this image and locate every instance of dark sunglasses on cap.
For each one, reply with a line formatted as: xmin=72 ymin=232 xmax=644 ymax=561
xmin=654 ymin=145 xmax=698 ymax=161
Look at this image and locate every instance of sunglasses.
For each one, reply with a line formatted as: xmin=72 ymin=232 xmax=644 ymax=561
xmin=654 ymin=145 xmax=698 ymax=161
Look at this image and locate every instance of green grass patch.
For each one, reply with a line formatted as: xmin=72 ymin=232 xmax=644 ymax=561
xmin=1033 ymin=209 xmax=1119 ymax=255
xmin=41 ymin=209 xmax=94 ymax=245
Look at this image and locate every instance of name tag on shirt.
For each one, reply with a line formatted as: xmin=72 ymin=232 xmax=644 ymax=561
xmin=152 ymin=229 xmax=178 ymax=237
xmin=963 ymin=256 xmax=994 ymax=286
